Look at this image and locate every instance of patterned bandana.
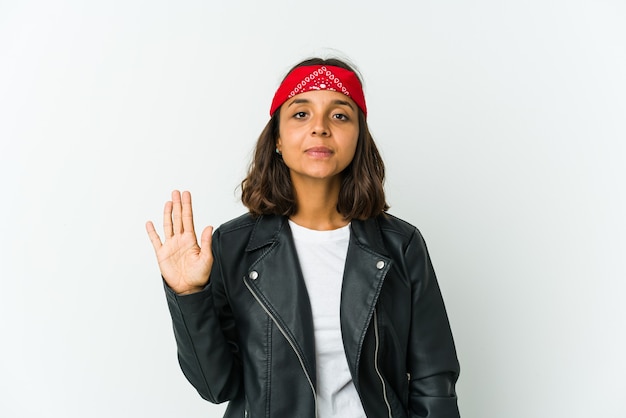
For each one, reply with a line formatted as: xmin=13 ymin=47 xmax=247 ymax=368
xmin=269 ymin=65 xmax=367 ymax=117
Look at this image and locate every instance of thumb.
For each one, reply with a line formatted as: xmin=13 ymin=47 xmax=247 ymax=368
xmin=200 ymin=225 xmax=214 ymax=259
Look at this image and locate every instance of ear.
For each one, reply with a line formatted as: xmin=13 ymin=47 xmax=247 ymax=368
xmin=276 ymin=137 xmax=282 ymax=152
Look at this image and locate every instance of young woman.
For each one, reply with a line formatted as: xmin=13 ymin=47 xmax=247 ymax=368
xmin=146 ymin=58 xmax=460 ymax=418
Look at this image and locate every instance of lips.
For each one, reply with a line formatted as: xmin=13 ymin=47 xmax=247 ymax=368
xmin=305 ymin=146 xmax=333 ymax=158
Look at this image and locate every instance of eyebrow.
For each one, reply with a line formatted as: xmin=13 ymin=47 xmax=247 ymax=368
xmin=287 ymin=98 xmax=355 ymax=110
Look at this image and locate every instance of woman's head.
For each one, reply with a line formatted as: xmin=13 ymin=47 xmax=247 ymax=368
xmin=241 ymin=57 xmax=388 ymax=220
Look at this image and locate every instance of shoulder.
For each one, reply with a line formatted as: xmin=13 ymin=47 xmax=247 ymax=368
xmin=210 ymin=213 xmax=259 ymax=258
xmin=375 ymin=212 xmax=423 ymax=242
xmin=351 ymin=212 xmax=427 ymax=257
xmin=215 ymin=212 xmax=258 ymax=235
xmin=213 ymin=213 xmax=286 ymax=249
xmin=370 ymin=213 xmax=434 ymax=261
xmin=368 ymin=214 xmax=436 ymax=278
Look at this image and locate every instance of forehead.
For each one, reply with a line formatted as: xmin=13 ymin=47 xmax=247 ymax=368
xmin=285 ymin=90 xmax=357 ymax=108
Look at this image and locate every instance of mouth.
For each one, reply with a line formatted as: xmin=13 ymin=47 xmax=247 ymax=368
xmin=305 ymin=146 xmax=334 ymax=158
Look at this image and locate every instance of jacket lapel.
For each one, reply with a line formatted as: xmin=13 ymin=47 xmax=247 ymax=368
xmin=340 ymin=217 xmax=392 ymax=380
xmin=242 ymin=215 xmax=317 ymax=386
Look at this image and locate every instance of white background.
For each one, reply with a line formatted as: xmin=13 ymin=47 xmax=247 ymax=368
xmin=1 ymin=1 xmax=625 ymax=417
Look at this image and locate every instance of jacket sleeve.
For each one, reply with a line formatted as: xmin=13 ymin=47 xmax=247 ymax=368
xmin=406 ymin=229 xmax=460 ymax=418
xmin=163 ymin=228 xmax=242 ymax=403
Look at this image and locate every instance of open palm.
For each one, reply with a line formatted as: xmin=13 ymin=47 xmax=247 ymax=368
xmin=146 ymin=190 xmax=213 ymax=295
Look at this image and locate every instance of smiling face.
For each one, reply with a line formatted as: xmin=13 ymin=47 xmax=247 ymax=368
xmin=276 ymin=90 xmax=360 ymax=187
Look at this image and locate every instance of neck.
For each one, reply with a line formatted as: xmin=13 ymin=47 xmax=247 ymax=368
xmin=290 ymin=177 xmax=349 ymax=230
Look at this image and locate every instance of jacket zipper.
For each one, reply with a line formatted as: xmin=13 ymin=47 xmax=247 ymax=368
xmin=373 ymin=309 xmax=393 ymax=418
xmin=244 ymin=278 xmax=318 ymax=417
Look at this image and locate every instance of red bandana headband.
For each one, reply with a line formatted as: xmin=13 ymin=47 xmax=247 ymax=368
xmin=269 ymin=65 xmax=367 ymax=117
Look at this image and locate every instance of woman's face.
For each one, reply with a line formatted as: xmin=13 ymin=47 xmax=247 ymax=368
xmin=276 ymin=90 xmax=359 ymax=186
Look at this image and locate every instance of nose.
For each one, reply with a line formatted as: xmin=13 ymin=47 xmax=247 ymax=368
xmin=311 ymin=114 xmax=329 ymax=137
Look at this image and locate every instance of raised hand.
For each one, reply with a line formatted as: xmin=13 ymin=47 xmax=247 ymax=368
xmin=146 ymin=190 xmax=213 ymax=295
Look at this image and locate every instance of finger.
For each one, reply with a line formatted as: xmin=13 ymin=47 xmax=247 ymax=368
xmin=171 ymin=190 xmax=183 ymax=234
xmin=200 ymin=225 xmax=213 ymax=250
xmin=181 ymin=191 xmax=196 ymax=235
xmin=200 ymin=225 xmax=214 ymax=261
xmin=145 ymin=221 xmax=163 ymax=251
xmin=163 ymin=200 xmax=174 ymax=238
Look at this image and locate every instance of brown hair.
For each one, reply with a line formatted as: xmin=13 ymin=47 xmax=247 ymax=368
xmin=240 ymin=57 xmax=389 ymax=220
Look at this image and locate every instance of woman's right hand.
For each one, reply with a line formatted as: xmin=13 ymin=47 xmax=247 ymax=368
xmin=146 ymin=190 xmax=214 ymax=295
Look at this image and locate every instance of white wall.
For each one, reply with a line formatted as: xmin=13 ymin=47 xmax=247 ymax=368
xmin=1 ymin=1 xmax=624 ymax=417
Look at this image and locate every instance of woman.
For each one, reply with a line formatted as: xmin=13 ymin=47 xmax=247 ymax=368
xmin=146 ymin=58 xmax=460 ymax=417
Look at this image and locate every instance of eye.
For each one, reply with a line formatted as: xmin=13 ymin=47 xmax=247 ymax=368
xmin=333 ymin=113 xmax=349 ymax=121
xmin=293 ymin=111 xmax=307 ymax=119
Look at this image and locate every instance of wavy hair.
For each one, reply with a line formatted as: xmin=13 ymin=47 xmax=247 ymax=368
xmin=241 ymin=57 xmax=389 ymax=220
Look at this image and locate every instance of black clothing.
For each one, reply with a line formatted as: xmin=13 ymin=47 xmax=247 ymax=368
xmin=165 ymin=213 xmax=460 ymax=417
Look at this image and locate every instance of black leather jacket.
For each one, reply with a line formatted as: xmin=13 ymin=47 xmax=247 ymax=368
xmin=165 ymin=213 xmax=460 ymax=417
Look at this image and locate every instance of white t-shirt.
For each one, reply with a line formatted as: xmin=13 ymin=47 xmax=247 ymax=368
xmin=288 ymin=220 xmax=366 ymax=417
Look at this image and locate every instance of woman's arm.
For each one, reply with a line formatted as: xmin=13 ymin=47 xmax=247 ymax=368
xmin=164 ymin=240 xmax=243 ymax=403
xmin=406 ymin=229 xmax=460 ymax=418
xmin=147 ymin=190 xmax=242 ymax=402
